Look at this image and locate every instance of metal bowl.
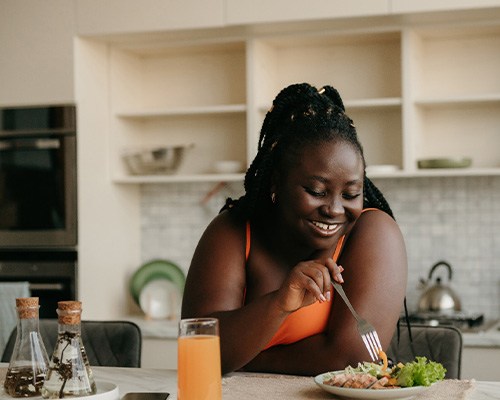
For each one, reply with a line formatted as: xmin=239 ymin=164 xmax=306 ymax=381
xmin=122 ymin=145 xmax=192 ymax=175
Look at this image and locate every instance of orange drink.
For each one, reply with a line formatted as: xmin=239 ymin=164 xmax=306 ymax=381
xmin=177 ymin=318 xmax=221 ymax=400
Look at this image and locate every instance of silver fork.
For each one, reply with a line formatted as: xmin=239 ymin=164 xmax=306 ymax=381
xmin=331 ymin=281 xmax=382 ymax=361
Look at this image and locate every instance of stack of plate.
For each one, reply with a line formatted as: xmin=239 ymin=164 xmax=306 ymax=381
xmin=129 ymin=260 xmax=185 ymax=320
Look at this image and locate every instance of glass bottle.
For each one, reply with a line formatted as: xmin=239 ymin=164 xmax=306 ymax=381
xmin=41 ymin=301 xmax=97 ymax=399
xmin=4 ymin=297 xmax=50 ymax=397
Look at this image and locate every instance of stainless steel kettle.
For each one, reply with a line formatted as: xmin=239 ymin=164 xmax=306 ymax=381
xmin=417 ymin=260 xmax=462 ymax=313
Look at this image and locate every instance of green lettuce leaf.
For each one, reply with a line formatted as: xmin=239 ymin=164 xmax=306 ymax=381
xmin=396 ymin=356 xmax=446 ymax=387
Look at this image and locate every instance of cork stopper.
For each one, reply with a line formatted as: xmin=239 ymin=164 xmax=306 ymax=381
xmin=57 ymin=300 xmax=82 ymax=325
xmin=16 ymin=297 xmax=39 ymax=319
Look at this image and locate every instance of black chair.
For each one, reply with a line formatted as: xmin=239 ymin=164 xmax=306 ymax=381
xmin=386 ymin=323 xmax=463 ymax=379
xmin=1 ymin=320 xmax=142 ymax=368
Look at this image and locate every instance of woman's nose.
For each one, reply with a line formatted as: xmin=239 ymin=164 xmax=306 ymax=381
xmin=321 ymin=196 xmax=344 ymax=216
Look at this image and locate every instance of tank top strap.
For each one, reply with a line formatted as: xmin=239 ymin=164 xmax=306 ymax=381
xmin=245 ymin=221 xmax=251 ymax=262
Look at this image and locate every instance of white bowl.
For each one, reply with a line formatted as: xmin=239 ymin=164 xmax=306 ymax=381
xmin=213 ymin=160 xmax=243 ymax=174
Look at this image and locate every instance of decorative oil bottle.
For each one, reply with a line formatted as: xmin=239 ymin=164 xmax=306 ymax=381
xmin=41 ymin=301 xmax=97 ymax=399
xmin=4 ymin=297 xmax=50 ymax=397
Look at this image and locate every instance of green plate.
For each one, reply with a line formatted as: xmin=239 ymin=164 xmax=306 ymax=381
xmin=417 ymin=157 xmax=472 ymax=169
xmin=130 ymin=259 xmax=185 ymax=305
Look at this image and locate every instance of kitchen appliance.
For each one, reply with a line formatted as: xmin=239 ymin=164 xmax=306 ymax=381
xmin=405 ymin=260 xmax=483 ymax=330
xmin=0 ymin=249 xmax=77 ymax=319
xmin=0 ymin=105 xmax=77 ymax=248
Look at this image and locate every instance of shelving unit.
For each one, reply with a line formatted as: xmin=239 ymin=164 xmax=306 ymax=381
xmin=107 ymin=40 xmax=248 ymax=183
xmin=81 ymin=16 xmax=500 ymax=184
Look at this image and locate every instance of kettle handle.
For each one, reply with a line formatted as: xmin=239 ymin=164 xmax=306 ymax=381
xmin=428 ymin=260 xmax=453 ymax=281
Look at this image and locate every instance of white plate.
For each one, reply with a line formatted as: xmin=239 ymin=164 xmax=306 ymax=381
xmin=139 ymin=279 xmax=181 ymax=319
xmin=0 ymin=381 xmax=118 ymax=400
xmin=314 ymin=372 xmax=429 ymax=400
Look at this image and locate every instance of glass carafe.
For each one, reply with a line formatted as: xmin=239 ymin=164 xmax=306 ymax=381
xmin=4 ymin=297 xmax=50 ymax=397
xmin=41 ymin=301 xmax=97 ymax=399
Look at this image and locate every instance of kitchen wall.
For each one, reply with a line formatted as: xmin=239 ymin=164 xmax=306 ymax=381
xmin=141 ymin=176 xmax=500 ymax=321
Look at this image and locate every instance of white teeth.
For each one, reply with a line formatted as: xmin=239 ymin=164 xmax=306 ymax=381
xmin=313 ymin=221 xmax=338 ymax=231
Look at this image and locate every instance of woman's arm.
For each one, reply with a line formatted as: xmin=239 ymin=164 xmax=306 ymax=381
xmin=243 ymin=210 xmax=408 ymax=375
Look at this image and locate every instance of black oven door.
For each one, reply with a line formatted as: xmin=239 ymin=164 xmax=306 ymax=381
xmin=0 ymin=106 xmax=77 ymax=248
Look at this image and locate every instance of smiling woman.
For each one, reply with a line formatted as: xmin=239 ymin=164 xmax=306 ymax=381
xmin=181 ymin=83 xmax=408 ymax=376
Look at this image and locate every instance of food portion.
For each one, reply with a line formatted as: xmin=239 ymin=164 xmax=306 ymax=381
xmin=322 ymin=351 xmax=446 ymax=390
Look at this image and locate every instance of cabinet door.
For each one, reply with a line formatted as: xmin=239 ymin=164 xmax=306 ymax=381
xmin=391 ymin=0 xmax=500 ymax=14
xmin=76 ymin=0 xmax=224 ymax=35
xmin=225 ymin=0 xmax=389 ymax=25
xmin=0 ymin=0 xmax=76 ymax=105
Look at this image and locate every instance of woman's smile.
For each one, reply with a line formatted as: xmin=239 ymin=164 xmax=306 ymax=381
xmin=309 ymin=220 xmax=344 ymax=237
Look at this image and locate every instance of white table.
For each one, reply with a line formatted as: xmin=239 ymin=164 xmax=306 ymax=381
xmin=2 ymin=365 xmax=500 ymax=399
xmin=91 ymin=367 xmax=500 ymax=400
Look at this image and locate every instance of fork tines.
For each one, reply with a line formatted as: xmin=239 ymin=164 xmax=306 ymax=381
xmin=361 ymin=330 xmax=382 ymax=362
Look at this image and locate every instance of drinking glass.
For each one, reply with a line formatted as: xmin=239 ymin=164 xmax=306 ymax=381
xmin=177 ymin=318 xmax=222 ymax=400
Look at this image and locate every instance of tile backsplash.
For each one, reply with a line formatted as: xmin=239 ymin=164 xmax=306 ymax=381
xmin=141 ymin=176 xmax=500 ymax=320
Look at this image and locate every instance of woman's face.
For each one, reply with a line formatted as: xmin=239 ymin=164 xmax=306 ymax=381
xmin=274 ymin=139 xmax=364 ymax=250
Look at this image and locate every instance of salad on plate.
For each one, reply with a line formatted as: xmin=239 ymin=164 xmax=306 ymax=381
xmin=321 ymin=351 xmax=446 ymax=390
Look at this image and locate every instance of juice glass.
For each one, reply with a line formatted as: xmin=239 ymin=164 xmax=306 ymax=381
xmin=177 ymin=318 xmax=222 ymax=400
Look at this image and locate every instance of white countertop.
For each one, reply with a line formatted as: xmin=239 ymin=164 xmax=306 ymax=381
xmin=127 ymin=316 xmax=500 ymax=348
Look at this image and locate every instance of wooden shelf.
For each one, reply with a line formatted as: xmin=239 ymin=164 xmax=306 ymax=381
xmin=116 ymin=104 xmax=247 ymax=118
xmin=112 ymin=173 xmax=245 ymax=184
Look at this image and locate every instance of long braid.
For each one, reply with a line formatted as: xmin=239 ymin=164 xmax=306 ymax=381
xmin=221 ymin=83 xmax=395 ymax=222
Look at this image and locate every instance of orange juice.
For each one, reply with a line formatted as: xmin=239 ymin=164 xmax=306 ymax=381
xmin=177 ymin=335 xmax=221 ymax=400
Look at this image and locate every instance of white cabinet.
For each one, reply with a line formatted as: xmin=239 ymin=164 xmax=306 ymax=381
xmin=225 ymin=0 xmax=389 ymax=25
xmin=142 ymin=337 xmax=178 ymax=369
xmin=76 ymin=12 xmax=500 ymax=185
xmin=462 ymin=346 xmax=500 ymax=380
xmin=0 ymin=0 xmax=76 ymax=106
xmin=75 ymin=0 xmax=225 ymax=36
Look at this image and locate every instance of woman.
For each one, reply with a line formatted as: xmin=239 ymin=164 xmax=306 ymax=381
xmin=181 ymin=83 xmax=407 ymax=376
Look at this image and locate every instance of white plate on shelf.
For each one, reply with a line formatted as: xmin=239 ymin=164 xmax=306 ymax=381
xmin=139 ymin=279 xmax=181 ymax=320
xmin=314 ymin=372 xmax=429 ymax=399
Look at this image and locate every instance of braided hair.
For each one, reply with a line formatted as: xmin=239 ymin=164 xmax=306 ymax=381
xmin=221 ymin=83 xmax=394 ymax=221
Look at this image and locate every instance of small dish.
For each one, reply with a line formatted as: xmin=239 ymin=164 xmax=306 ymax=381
xmin=314 ymin=371 xmax=430 ymax=399
xmin=213 ymin=160 xmax=244 ymax=174
xmin=417 ymin=157 xmax=472 ymax=169
xmin=365 ymin=165 xmax=399 ymax=174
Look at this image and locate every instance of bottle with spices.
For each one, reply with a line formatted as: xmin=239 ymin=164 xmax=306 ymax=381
xmin=3 ymin=297 xmax=50 ymax=398
xmin=41 ymin=301 xmax=97 ymax=399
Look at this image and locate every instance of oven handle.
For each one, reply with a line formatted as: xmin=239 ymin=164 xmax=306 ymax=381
xmin=0 ymin=138 xmax=61 ymax=150
xmin=29 ymin=283 xmax=65 ymax=291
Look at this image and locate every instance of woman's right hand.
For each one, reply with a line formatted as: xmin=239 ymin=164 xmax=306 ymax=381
xmin=275 ymin=258 xmax=344 ymax=313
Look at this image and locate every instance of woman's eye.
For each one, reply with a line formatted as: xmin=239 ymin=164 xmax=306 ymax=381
xmin=305 ymin=187 xmax=326 ymax=197
xmin=343 ymin=193 xmax=362 ymax=200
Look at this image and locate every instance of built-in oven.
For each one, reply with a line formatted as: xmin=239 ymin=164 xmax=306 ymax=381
xmin=0 ymin=105 xmax=77 ymax=249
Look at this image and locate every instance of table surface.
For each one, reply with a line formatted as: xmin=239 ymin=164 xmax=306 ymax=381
xmin=1 ymin=365 xmax=500 ymax=400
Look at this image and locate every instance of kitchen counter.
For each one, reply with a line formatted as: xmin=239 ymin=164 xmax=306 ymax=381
xmin=128 ymin=316 xmax=500 ymax=347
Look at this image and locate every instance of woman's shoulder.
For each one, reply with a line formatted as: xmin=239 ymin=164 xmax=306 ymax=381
xmin=349 ymin=208 xmax=405 ymax=249
xmin=199 ymin=210 xmax=247 ymax=250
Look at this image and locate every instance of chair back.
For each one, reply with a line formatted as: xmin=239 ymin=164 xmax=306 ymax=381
xmin=1 ymin=320 xmax=142 ymax=368
xmin=386 ymin=323 xmax=462 ymax=379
